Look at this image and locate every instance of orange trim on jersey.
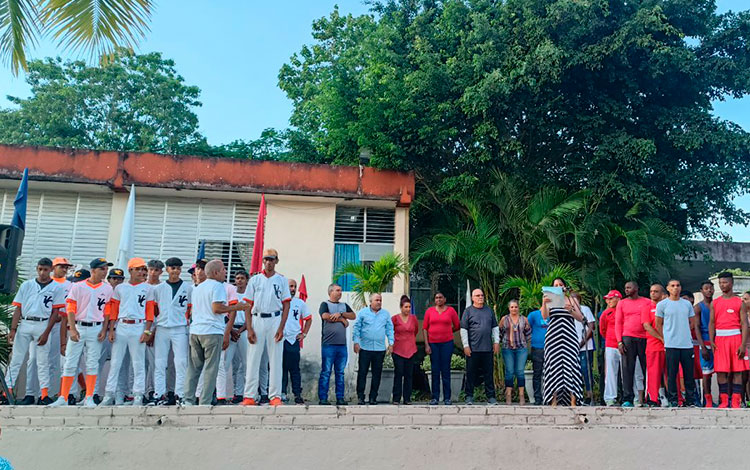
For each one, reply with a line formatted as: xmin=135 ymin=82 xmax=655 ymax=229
xmin=108 ymin=299 xmax=120 ymax=320
xmin=145 ymin=300 xmax=156 ymax=322
xmin=228 ymin=299 xmax=238 ymax=306
xmin=11 ymin=301 xmax=21 ymax=307
xmin=85 ymin=280 xmax=102 ymax=288
xmin=52 ymin=303 xmax=65 ymax=309
xmin=52 ymin=277 xmax=66 ymax=284
xmin=66 ymin=299 xmax=77 ymax=315
xmin=282 ymin=297 xmax=291 ymax=303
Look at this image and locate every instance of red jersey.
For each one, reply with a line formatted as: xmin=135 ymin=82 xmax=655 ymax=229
xmin=714 ymin=296 xmax=743 ymax=331
xmin=599 ymin=308 xmax=618 ymax=348
xmin=641 ymin=301 xmax=664 ymax=352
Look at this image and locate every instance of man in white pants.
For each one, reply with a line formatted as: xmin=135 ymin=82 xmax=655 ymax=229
xmin=6 ymin=258 xmax=66 ymax=405
xmin=152 ymin=257 xmax=191 ymax=405
xmin=215 ymin=278 xmax=243 ymax=404
xmin=100 ymin=258 xmax=155 ymax=406
xmin=50 ymin=258 xmax=114 ymax=407
xmin=230 ymin=270 xmax=250 ymax=403
xmin=242 ymin=249 xmax=291 ymax=407
xmin=144 ymin=259 xmax=164 ymax=403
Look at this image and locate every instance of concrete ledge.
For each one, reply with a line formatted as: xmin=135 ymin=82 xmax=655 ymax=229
xmin=4 ymin=405 xmax=750 ymax=430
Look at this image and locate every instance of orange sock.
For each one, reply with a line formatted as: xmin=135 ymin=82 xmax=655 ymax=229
xmin=41 ymin=388 xmax=49 ymax=399
xmin=85 ymin=375 xmax=97 ymax=398
xmin=59 ymin=376 xmax=75 ymax=401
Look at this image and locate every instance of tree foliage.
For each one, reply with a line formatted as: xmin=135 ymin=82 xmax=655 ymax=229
xmin=333 ymin=253 xmax=409 ymax=309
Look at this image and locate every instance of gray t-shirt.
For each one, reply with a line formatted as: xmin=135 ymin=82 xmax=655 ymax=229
xmin=655 ymin=298 xmax=695 ymax=349
xmin=460 ymin=305 xmax=498 ymax=352
xmin=319 ymin=301 xmax=353 ymax=346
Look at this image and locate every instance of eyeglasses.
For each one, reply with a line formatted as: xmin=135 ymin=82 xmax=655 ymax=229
xmin=263 ymin=256 xmax=278 ymax=261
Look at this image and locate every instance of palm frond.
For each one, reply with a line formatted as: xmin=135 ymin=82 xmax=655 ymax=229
xmin=0 ymin=0 xmax=40 ymax=74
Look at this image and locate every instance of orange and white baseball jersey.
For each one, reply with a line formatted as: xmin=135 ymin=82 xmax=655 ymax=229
xmin=110 ymin=282 xmax=156 ymax=321
xmin=66 ymin=281 xmax=114 ymax=322
xmin=12 ymin=279 xmax=66 ymax=319
xmin=52 ymin=276 xmax=73 ymax=298
xmin=152 ymin=280 xmax=192 ymax=327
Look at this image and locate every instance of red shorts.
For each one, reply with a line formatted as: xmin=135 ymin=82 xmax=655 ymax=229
xmin=714 ymin=335 xmax=749 ymax=373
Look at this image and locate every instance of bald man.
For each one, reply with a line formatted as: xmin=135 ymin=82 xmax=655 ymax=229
xmin=460 ymin=289 xmax=500 ymax=405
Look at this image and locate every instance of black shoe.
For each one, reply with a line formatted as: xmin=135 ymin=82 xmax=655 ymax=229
xmin=39 ymin=396 xmax=53 ymax=406
xmin=232 ymin=394 xmax=243 ymax=404
xmin=294 ymin=396 xmax=304 ymax=405
xmin=0 ymin=394 xmax=9 ymax=405
xmin=260 ymin=395 xmax=270 ymax=404
xmin=156 ymin=394 xmax=169 ymax=406
xmin=357 ymin=398 xmax=366 ymax=405
xmin=319 ymin=400 xmax=331 ymax=405
xmin=429 ymin=399 xmax=438 ymax=405
xmin=93 ymin=394 xmax=102 ymax=405
xmin=336 ymin=399 xmax=348 ymax=406
xmin=403 ymin=401 xmax=412 ymax=405
xmin=369 ymin=399 xmax=378 ymax=405
xmin=215 ymin=398 xmax=227 ymax=406
xmin=20 ymin=395 xmax=35 ymax=406
xmin=168 ymin=394 xmax=178 ymax=406
xmin=68 ymin=394 xmax=77 ymax=406
xmin=444 ymin=399 xmax=453 ymax=405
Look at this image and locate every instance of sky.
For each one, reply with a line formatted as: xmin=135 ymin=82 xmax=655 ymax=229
xmin=0 ymin=0 xmax=749 ymax=239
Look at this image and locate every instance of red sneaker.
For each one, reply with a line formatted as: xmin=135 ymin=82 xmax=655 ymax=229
xmin=704 ymin=394 xmax=713 ymax=408
xmin=731 ymin=394 xmax=742 ymax=409
xmin=269 ymin=397 xmax=282 ymax=406
xmin=718 ymin=393 xmax=729 ymax=408
xmin=241 ymin=398 xmax=257 ymax=406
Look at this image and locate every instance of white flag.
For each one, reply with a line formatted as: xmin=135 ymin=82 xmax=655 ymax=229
xmin=465 ymin=279 xmax=471 ymax=309
xmin=115 ymin=185 xmax=135 ymax=269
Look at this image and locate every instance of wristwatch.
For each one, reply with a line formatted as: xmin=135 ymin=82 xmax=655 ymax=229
xmin=143 ymin=329 xmax=152 ymax=335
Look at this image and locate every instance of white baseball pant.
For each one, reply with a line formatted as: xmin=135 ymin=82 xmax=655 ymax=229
xmin=216 ymin=330 xmax=248 ymax=399
xmin=62 ymin=324 xmax=104 ymax=376
xmin=7 ymin=320 xmax=51 ymax=391
xmin=243 ymin=315 xmax=283 ymax=400
xmin=105 ymin=322 xmax=146 ymax=395
xmin=154 ymin=325 xmax=189 ymax=397
xmin=24 ymin=321 xmax=61 ymax=397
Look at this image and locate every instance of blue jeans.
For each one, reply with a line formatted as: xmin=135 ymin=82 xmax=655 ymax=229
xmin=429 ymin=341 xmax=454 ymax=401
xmin=318 ymin=344 xmax=348 ymax=401
xmin=502 ymin=347 xmax=528 ymax=388
xmin=579 ymin=350 xmax=594 ymax=392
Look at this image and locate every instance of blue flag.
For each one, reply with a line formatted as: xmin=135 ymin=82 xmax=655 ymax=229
xmin=197 ymin=239 xmax=206 ymax=260
xmin=11 ymin=168 xmax=28 ymax=231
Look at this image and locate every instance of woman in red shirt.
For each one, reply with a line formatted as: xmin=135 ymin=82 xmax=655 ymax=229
xmin=423 ymin=292 xmax=460 ymax=405
xmin=392 ymin=296 xmax=419 ymax=404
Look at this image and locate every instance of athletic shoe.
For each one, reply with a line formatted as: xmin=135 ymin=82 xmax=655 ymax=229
xmin=231 ymin=395 xmax=243 ymax=404
xmin=488 ymin=398 xmax=498 ymax=406
xmin=718 ymin=393 xmax=730 ymax=408
xmin=336 ymin=399 xmax=348 ymax=406
xmin=180 ymin=399 xmax=195 ymax=407
xmin=67 ymin=394 xmax=77 ymax=406
xmin=19 ymin=395 xmax=35 ymax=406
xmin=281 ymin=393 xmax=288 ymax=403
xmin=48 ymin=396 xmax=68 ymax=407
xmin=605 ymin=400 xmax=615 ymax=407
xmin=143 ymin=395 xmax=158 ymax=406
xmin=168 ymin=394 xmax=178 ymax=406
xmin=403 ymin=401 xmax=412 ymax=405
xmin=93 ymin=394 xmax=102 ymax=405
xmin=319 ymin=400 xmax=331 ymax=406
xmin=156 ymin=395 xmax=170 ymax=406
xmin=100 ymin=395 xmax=115 ymax=406
xmin=259 ymin=395 xmax=270 ymax=404
xmin=269 ymin=397 xmax=282 ymax=406
xmin=645 ymin=399 xmax=660 ymax=407
xmin=39 ymin=396 xmax=53 ymax=406
xmin=368 ymin=399 xmax=377 ymax=405
xmin=215 ymin=398 xmax=228 ymax=406
xmin=115 ymin=393 xmax=125 ymax=406
xmin=465 ymin=396 xmax=474 ymax=406
xmin=621 ymin=401 xmax=634 ymax=408
xmin=294 ymin=396 xmax=305 ymax=405
xmin=357 ymin=398 xmax=366 ymax=405
xmin=444 ymin=400 xmax=453 ymax=406
xmin=0 ymin=395 xmax=8 ymax=405
xmin=428 ymin=399 xmax=438 ymax=405
xmin=731 ymin=394 xmax=742 ymax=408
xmin=668 ymin=401 xmax=679 ymax=408
xmin=132 ymin=394 xmax=144 ymax=406
xmin=83 ymin=396 xmax=97 ymax=408
xmin=242 ymin=398 xmax=257 ymax=406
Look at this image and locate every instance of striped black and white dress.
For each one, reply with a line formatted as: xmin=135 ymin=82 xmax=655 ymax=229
xmin=543 ymin=307 xmax=583 ymax=406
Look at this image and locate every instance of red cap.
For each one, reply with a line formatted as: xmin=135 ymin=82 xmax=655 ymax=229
xmin=604 ymin=290 xmax=622 ymax=299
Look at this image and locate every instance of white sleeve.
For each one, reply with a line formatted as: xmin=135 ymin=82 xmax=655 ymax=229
xmin=12 ymin=281 xmax=28 ymax=307
xmin=460 ymin=328 xmax=469 ymax=348
xmin=492 ymin=326 xmax=500 ymax=344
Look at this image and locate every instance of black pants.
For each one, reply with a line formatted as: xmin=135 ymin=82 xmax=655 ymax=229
xmin=531 ymin=347 xmax=544 ymax=404
xmin=282 ymin=339 xmax=302 ymax=398
xmin=666 ymin=347 xmax=695 ymax=405
xmin=622 ymin=336 xmax=647 ymax=403
xmin=392 ymin=353 xmax=414 ymax=403
xmin=357 ymin=349 xmax=385 ymax=401
xmin=466 ymin=351 xmax=495 ymax=399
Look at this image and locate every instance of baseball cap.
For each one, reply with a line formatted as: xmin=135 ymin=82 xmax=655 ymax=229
xmin=127 ymin=257 xmax=147 ymax=269
xmin=52 ymin=257 xmax=72 ymax=267
xmin=90 ymin=258 xmax=113 ymax=269
xmin=604 ymin=290 xmax=623 ymax=299
xmin=72 ymin=269 xmax=91 ymax=282
xmin=165 ymin=257 xmax=183 ymax=267
xmin=188 ymin=259 xmax=207 ymax=274
xmin=147 ymin=259 xmax=165 ymax=270
xmin=107 ymin=268 xmax=125 ymax=279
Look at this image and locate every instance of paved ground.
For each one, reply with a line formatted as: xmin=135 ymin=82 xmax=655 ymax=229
xmin=1 ymin=404 xmax=746 ymax=469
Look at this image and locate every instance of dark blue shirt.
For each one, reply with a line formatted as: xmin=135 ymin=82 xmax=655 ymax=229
xmin=527 ymin=309 xmax=548 ymax=349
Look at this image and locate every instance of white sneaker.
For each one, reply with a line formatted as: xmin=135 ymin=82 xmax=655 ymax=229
xmin=100 ymin=395 xmax=115 ymax=406
xmin=115 ymin=393 xmax=125 ymax=405
xmin=132 ymin=394 xmax=144 ymax=406
xmin=48 ymin=396 xmax=68 ymax=407
xmin=83 ymin=396 xmax=96 ymax=408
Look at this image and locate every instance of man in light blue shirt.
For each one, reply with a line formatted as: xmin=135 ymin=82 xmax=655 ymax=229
xmin=352 ymin=293 xmax=394 ymax=405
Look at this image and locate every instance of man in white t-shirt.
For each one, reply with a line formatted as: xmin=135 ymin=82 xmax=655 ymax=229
xmin=572 ymin=292 xmax=596 ymax=405
xmin=241 ymin=249 xmax=291 ymax=406
xmin=282 ymin=278 xmax=312 ymax=404
xmin=182 ymin=259 xmax=246 ymax=406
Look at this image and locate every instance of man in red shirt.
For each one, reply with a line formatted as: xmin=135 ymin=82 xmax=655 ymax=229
xmin=709 ymin=272 xmax=749 ymax=408
xmin=616 ymin=281 xmax=652 ymax=407
xmin=599 ymin=290 xmax=622 ymax=406
xmin=642 ymin=283 xmax=666 ymax=406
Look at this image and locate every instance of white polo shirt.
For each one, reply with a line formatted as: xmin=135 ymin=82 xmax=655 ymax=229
xmin=190 ymin=279 xmax=227 ymax=335
xmin=243 ymin=271 xmax=291 ymax=314
xmin=152 ymin=280 xmax=192 ymax=328
xmin=284 ymin=297 xmax=311 ymax=344
xmin=12 ymin=279 xmax=66 ymax=319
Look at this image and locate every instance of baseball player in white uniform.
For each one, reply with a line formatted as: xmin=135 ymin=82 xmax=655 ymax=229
xmin=144 ymin=259 xmax=164 ymax=403
xmin=283 ymin=278 xmax=312 ymax=404
xmin=50 ymin=258 xmax=114 ymax=407
xmin=6 ymin=258 xmax=66 ymax=405
xmin=242 ymin=249 xmax=291 ymax=406
xmin=100 ymin=258 xmax=155 ymax=406
xmin=152 ymin=257 xmax=192 ymax=405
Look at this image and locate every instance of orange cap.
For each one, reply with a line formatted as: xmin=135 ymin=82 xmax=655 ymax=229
xmin=52 ymin=257 xmax=72 ymax=266
xmin=127 ymin=257 xmax=147 ymax=269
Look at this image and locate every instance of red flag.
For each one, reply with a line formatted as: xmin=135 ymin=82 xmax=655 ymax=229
xmin=250 ymin=194 xmax=266 ymax=274
xmin=298 ymin=274 xmax=308 ymax=301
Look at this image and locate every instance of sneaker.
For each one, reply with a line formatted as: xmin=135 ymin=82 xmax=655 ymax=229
xmin=465 ymin=396 xmax=474 ymax=405
xmin=168 ymin=394 xmax=178 ymax=406
xmin=156 ymin=395 xmax=170 ymax=406
xmin=294 ymin=396 xmax=305 ymax=405
xmin=718 ymin=393 xmax=730 ymax=408
xmin=67 ymin=394 xmax=77 ymax=406
xmin=231 ymin=395 xmax=243 ymax=404
xmin=668 ymin=401 xmax=679 ymax=408
xmin=0 ymin=395 xmax=8 ymax=405
xmin=115 ymin=393 xmax=125 ymax=406
xmin=605 ymin=400 xmax=615 ymax=407
xmin=429 ymin=399 xmax=438 ymax=405
xmin=621 ymin=401 xmax=634 ymax=408
xmin=48 ymin=396 xmax=68 ymax=407
xmin=82 ymin=396 xmax=97 ymax=408
xmin=242 ymin=398 xmax=257 ymax=406
xmin=270 ymin=397 xmax=282 ymax=406
xmin=731 ymin=394 xmax=742 ymax=409
xmin=132 ymin=394 xmax=144 ymax=406
xmin=368 ymin=399 xmax=378 ymax=405
xmin=93 ymin=394 xmax=102 ymax=405
xmin=357 ymin=398 xmax=366 ymax=405
xmin=100 ymin=395 xmax=115 ymax=406
xmin=403 ymin=401 xmax=412 ymax=405
xmin=319 ymin=399 xmax=331 ymax=405
xmin=180 ymin=399 xmax=195 ymax=407
xmin=39 ymin=396 xmax=53 ymax=406
xmin=488 ymin=398 xmax=498 ymax=406
xmin=281 ymin=393 xmax=288 ymax=403
xmin=19 ymin=395 xmax=35 ymax=406
xmin=259 ymin=395 xmax=270 ymax=404
xmin=215 ymin=398 xmax=227 ymax=406
xmin=336 ymin=399 xmax=348 ymax=406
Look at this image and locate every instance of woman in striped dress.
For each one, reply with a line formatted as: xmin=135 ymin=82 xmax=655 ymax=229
xmin=542 ymin=278 xmax=585 ymax=406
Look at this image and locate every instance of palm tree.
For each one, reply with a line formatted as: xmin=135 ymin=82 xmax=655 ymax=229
xmin=499 ymin=265 xmax=581 ymax=314
xmin=1 ymin=0 xmax=153 ymax=74
xmin=333 ymin=253 xmax=409 ymax=310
